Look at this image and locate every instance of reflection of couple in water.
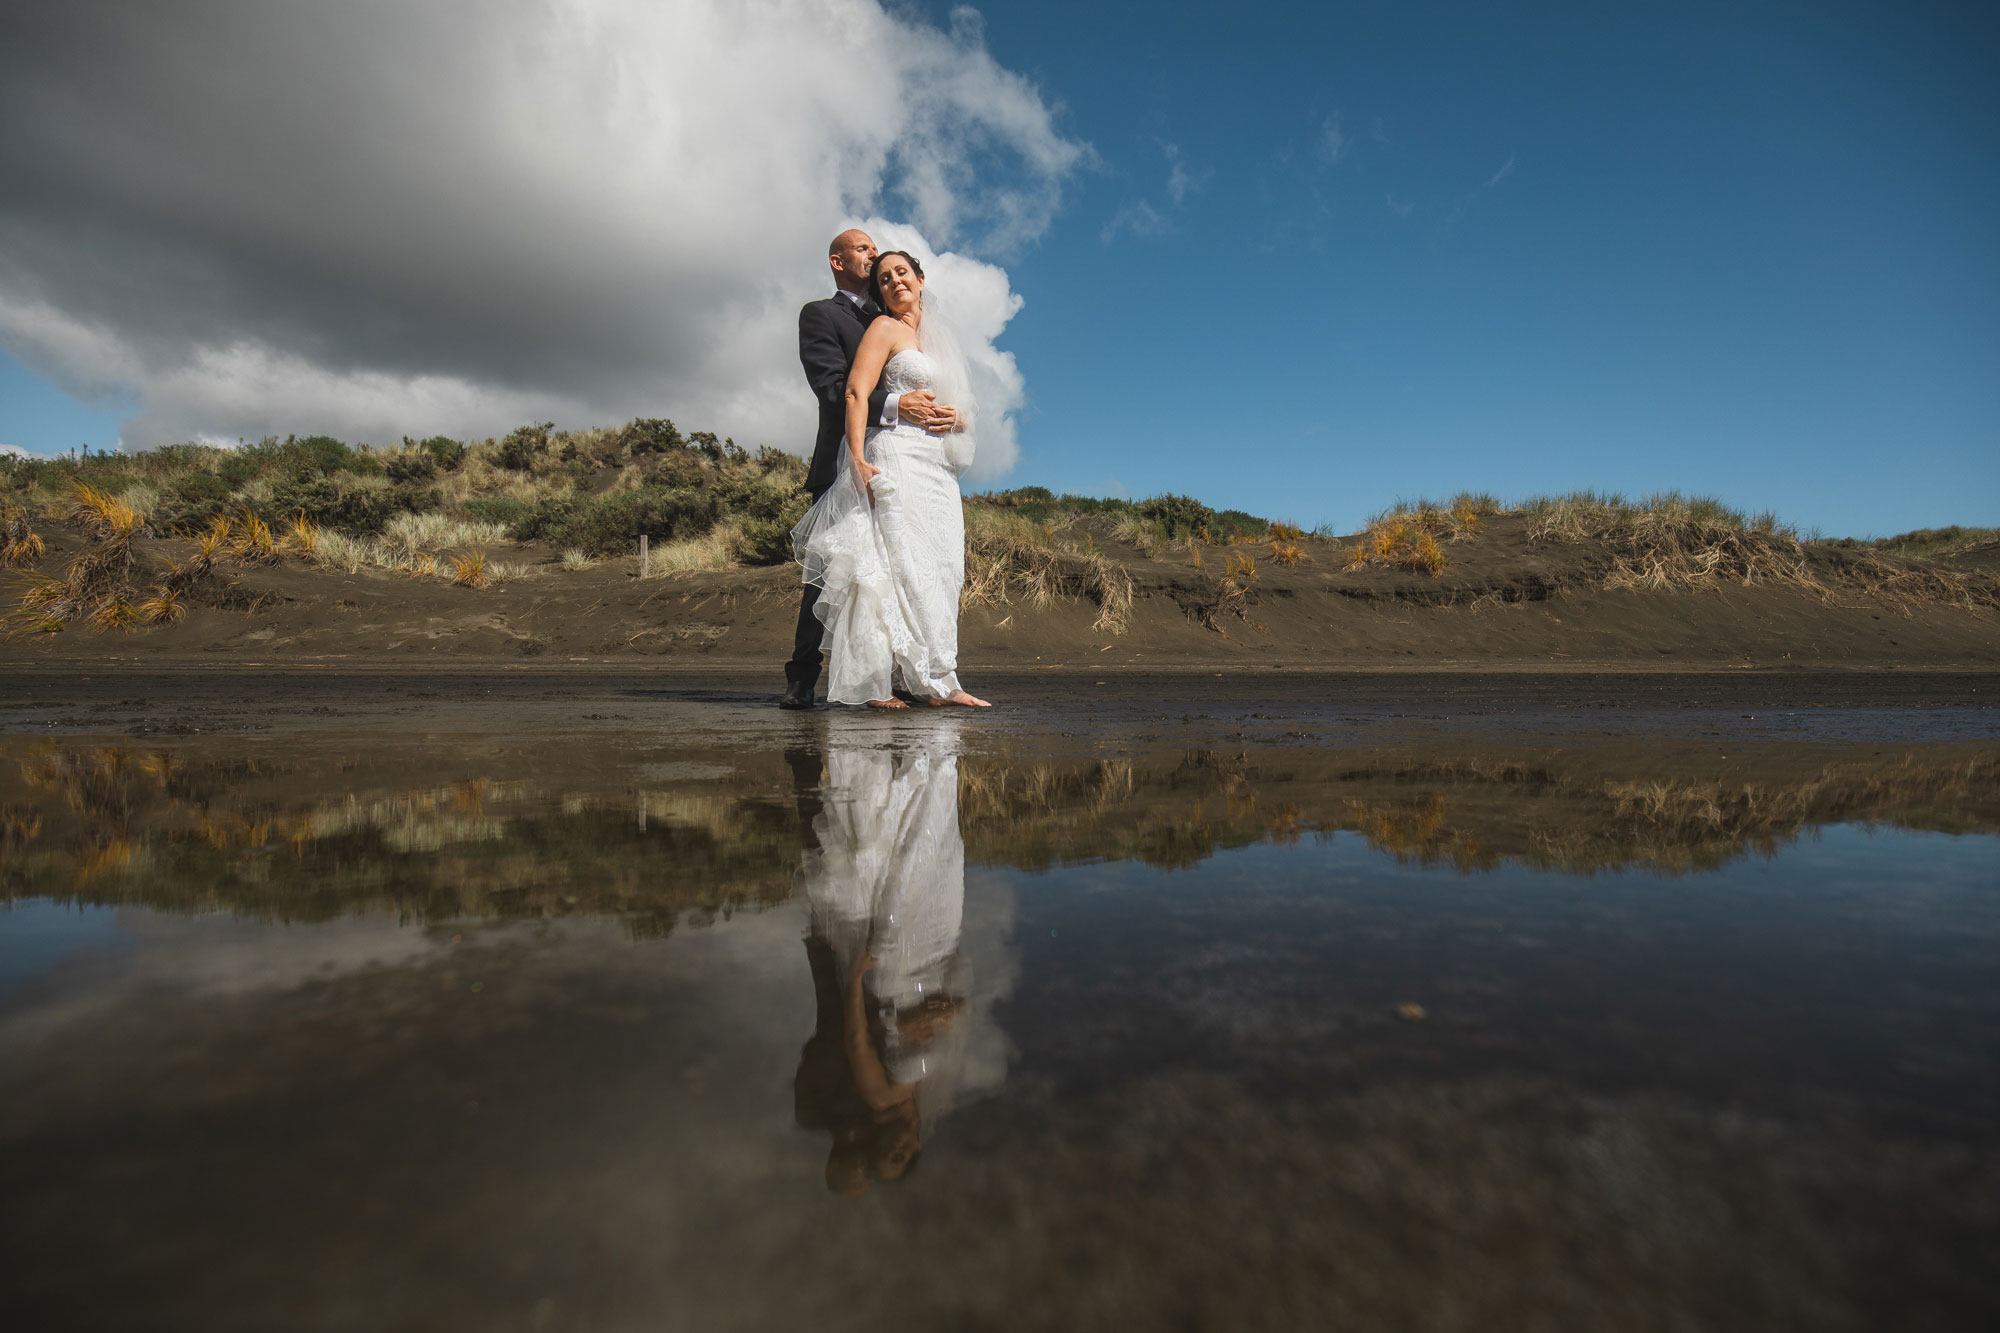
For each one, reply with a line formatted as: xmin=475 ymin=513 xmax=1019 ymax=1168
xmin=790 ymin=734 xmax=972 ymax=1196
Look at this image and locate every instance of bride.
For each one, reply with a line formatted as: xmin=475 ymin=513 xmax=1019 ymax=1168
xmin=791 ymin=250 xmax=991 ymax=709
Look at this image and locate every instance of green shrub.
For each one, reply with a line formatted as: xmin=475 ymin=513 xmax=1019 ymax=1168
xmin=155 ymin=470 xmax=234 ymax=530
xmin=416 ymin=436 xmax=467 ymax=470
xmin=260 ymin=476 xmax=386 ymax=532
xmin=384 ymin=450 xmax=437 ymax=483
xmin=1211 ymin=508 xmax=1267 ymax=541
xmin=217 ymin=445 xmax=266 ymax=488
xmin=756 ymin=446 xmax=807 ymax=481
xmin=286 ymin=434 xmax=379 ymax=476
xmin=733 ymin=490 xmax=812 ymax=565
xmin=462 ymin=498 xmax=536 ymax=529
xmin=510 ymin=486 xmax=721 ymax=555
xmin=497 ymin=423 xmax=553 ymax=471
xmin=619 ymin=418 xmax=685 ymax=455
xmin=1137 ymin=493 xmax=1215 ymax=540
xmin=715 ymin=475 xmax=802 ymax=521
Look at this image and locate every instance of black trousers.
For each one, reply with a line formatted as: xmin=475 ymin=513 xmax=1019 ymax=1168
xmin=786 ymin=581 xmax=824 ymax=689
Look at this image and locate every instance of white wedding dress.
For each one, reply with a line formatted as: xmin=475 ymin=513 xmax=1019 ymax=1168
xmin=792 ymin=348 xmax=966 ymax=705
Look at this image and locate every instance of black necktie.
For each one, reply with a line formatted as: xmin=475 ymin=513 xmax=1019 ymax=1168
xmin=856 ymin=297 xmax=879 ymax=321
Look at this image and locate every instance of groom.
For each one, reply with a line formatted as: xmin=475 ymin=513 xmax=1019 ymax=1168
xmin=780 ymin=229 xmax=956 ymax=709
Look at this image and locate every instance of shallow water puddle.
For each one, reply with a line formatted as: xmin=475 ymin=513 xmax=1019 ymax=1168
xmin=2 ymin=720 xmax=1996 ymax=1330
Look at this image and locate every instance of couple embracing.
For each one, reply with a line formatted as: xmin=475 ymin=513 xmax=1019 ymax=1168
xmin=779 ymin=229 xmax=991 ymax=712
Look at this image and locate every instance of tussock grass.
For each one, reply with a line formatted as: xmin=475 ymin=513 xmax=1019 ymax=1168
xmin=229 ymin=511 xmax=280 ymax=563
xmin=1342 ymin=493 xmax=1498 ymax=577
xmin=448 ymin=550 xmax=489 ymax=589
xmin=640 ymin=522 xmax=742 ymax=577
xmin=963 ymin=522 xmax=1135 ymax=634
xmin=1110 ymin=512 xmax=1166 ymax=556
xmin=1 ymin=496 xmax=45 ymax=567
xmin=383 ymin=511 xmax=509 ymax=555
xmin=281 ymin=513 xmax=320 ymax=557
xmin=1518 ymin=491 xmax=2000 ymax=608
xmin=3 ymin=479 xmax=220 ymax=635
xmin=1522 ymin=491 xmax=1815 ymax=593
xmin=307 ymin=529 xmax=368 ymax=574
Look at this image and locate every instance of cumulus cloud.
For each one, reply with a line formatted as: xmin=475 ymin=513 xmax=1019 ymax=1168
xmin=0 ymin=0 xmax=1084 ymax=480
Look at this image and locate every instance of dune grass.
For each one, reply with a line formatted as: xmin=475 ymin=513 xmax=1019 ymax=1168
xmin=962 ymin=504 xmax=1135 ymax=634
xmin=1340 ymin=493 xmax=1500 ymax=576
xmin=1864 ymin=526 xmax=1999 ymax=562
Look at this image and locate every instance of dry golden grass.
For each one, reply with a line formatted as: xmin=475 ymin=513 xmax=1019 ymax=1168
xmin=140 ymin=590 xmax=186 ymax=625
xmin=383 ymin=511 xmax=510 ymax=555
xmin=230 ymin=511 xmax=279 ymax=563
xmin=1523 ymin=492 xmax=1815 ymax=594
xmin=1110 ymin=512 xmax=1166 ymax=556
xmin=1269 ymin=541 xmax=1306 ymax=567
xmin=281 ymin=513 xmax=320 ymax=556
xmin=640 ymin=522 xmax=742 ymax=577
xmin=1336 ymin=492 xmax=1507 ymax=576
xmin=65 ymin=482 xmax=146 ymax=543
xmin=192 ymin=517 xmax=231 ymax=562
xmin=88 ymin=596 xmax=141 ymax=631
xmin=448 ymin=549 xmax=489 ymax=589
xmin=963 ymin=524 xmax=1135 ymax=634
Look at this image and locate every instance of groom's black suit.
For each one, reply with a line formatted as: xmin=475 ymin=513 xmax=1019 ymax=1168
xmin=799 ymin=294 xmax=890 ymax=499
xmin=788 ymin=292 xmax=892 ymax=691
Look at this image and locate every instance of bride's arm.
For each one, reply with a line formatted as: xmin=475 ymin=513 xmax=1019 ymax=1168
xmin=843 ymin=321 xmax=898 ymax=499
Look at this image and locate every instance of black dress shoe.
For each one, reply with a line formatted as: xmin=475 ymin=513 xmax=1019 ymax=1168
xmin=779 ymin=681 xmax=816 ymax=710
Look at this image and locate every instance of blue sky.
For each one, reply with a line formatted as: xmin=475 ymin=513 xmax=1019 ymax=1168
xmin=3 ymin=0 xmax=1995 ymax=537
xmin=963 ymin=0 xmax=1999 ymax=535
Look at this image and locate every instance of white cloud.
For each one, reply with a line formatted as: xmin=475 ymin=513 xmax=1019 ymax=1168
xmin=1101 ymin=140 xmax=1206 ymax=244
xmin=1319 ymin=114 xmax=1350 ymax=167
xmin=0 ymin=1 xmax=1084 ymax=478
xmin=1163 ymin=142 xmax=1208 ymax=207
xmin=1487 ymin=155 xmax=1517 ymax=188
xmin=1100 ymin=199 xmax=1169 ymax=243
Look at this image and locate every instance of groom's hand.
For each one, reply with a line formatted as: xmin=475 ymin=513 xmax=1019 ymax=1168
xmin=897 ymin=390 xmax=959 ymax=434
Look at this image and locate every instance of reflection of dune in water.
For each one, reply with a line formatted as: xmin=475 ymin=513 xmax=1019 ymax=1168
xmin=957 ymin=750 xmax=2000 ymax=876
xmin=3 ymin=743 xmax=807 ymax=930
xmin=3 ymin=737 xmax=1996 ymax=922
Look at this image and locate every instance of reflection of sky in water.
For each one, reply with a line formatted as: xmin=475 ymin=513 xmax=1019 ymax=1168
xmin=0 ymin=900 xmax=122 ymax=999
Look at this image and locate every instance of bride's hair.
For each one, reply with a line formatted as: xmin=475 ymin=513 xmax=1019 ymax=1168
xmin=868 ymin=250 xmax=925 ymax=309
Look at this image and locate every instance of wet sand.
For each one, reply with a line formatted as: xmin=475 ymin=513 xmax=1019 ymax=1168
xmin=4 ymin=664 xmax=1998 ymax=740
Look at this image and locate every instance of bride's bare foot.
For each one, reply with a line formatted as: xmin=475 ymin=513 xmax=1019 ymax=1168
xmin=868 ymin=697 xmax=909 ymax=710
xmin=927 ymin=690 xmax=991 ymax=708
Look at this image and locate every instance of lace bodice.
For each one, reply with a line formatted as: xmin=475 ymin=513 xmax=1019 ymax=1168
xmin=881 ymin=348 xmax=937 ymax=396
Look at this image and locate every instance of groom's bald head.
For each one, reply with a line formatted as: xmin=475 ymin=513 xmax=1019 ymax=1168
xmin=828 ymin=229 xmax=877 ymax=295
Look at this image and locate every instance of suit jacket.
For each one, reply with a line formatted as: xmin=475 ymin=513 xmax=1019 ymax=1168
xmin=799 ymin=294 xmax=891 ymax=498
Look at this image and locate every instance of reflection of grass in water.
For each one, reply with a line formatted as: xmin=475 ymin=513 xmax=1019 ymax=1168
xmin=3 ymin=745 xmax=806 ymax=934
xmin=7 ymin=741 xmax=1998 ymax=924
xmin=962 ymin=750 xmax=2000 ymax=877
